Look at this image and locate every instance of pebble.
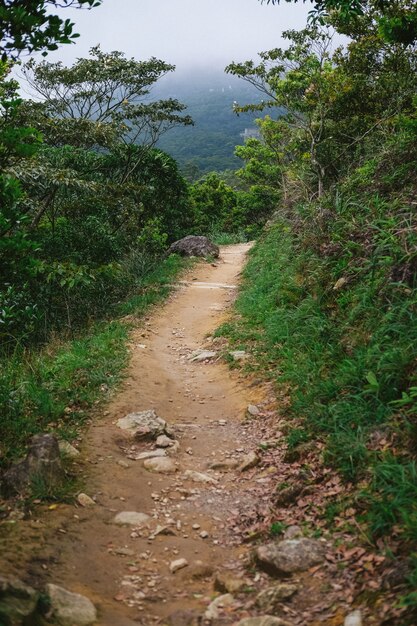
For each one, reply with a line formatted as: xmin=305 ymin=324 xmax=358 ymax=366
xmin=170 ymin=558 xmax=189 ymax=573
xmin=77 ymin=493 xmax=95 ymax=507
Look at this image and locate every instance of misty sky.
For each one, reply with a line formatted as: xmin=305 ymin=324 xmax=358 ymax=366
xmin=45 ymin=0 xmax=311 ymax=74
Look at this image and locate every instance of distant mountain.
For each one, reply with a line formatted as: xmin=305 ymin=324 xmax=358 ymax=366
xmin=151 ymin=70 xmax=274 ymax=177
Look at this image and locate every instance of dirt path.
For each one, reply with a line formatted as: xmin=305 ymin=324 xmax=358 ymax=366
xmin=29 ymin=242 xmax=270 ymax=625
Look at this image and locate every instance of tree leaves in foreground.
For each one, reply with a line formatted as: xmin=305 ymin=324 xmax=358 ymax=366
xmin=0 ymin=0 xmax=102 ymax=59
xmin=260 ymin=0 xmax=417 ymax=44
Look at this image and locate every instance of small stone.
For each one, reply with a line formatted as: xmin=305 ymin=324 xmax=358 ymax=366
xmin=59 ymin=441 xmax=80 ymax=458
xmin=256 ymin=584 xmax=299 ymax=611
xmin=134 ymin=449 xmax=166 ymax=460
xmin=208 ymin=459 xmax=239 ymax=471
xmin=192 ymin=523 xmax=201 ymax=530
xmin=154 ymin=525 xmax=176 ymax=536
xmin=112 ymin=511 xmax=150 ymax=526
xmin=77 ymin=493 xmax=95 ymax=507
xmin=117 ymin=460 xmax=130 ymax=468
xmin=170 ymin=558 xmax=189 ymax=573
xmin=205 ymin=593 xmax=234 ymax=620
xmin=214 ymin=572 xmax=246 ymax=594
xmin=345 ymin=610 xmax=363 ymax=626
xmin=156 ymin=435 xmax=174 ymax=448
xmin=46 ymin=584 xmax=97 ymax=626
xmin=143 ymin=457 xmax=177 ymax=474
xmin=247 ymin=404 xmax=260 ymax=417
xmin=114 ymin=547 xmax=135 ymax=556
xmin=200 ymin=531 xmax=209 ymax=539
xmin=256 ymin=538 xmax=325 ymax=576
xmin=238 ymin=451 xmax=260 ymax=472
xmin=183 ymin=470 xmax=217 ymax=484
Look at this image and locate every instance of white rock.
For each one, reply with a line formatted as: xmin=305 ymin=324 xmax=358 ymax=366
xmin=183 ymin=470 xmax=217 ymax=484
xmin=143 ymin=457 xmax=177 ymax=474
xmin=117 ymin=460 xmax=130 ymax=468
xmin=112 ymin=511 xmax=150 ymax=526
xmin=45 ymin=584 xmax=97 ymax=626
xmin=77 ymin=493 xmax=95 ymax=507
xmin=170 ymin=558 xmax=189 ymax=573
xmin=59 ymin=441 xmax=80 ymax=458
xmin=345 ymin=610 xmax=363 ymax=626
xmin=189 ymin=350 xmax=217 ymax=362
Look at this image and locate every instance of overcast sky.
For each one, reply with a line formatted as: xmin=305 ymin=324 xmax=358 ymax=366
xmin=43 ymin=0 xmax=311 ymax=74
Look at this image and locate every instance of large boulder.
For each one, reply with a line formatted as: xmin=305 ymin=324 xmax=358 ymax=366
xmin=0 ymin=576 xmax=39 ymax=626
xmin=2 ymin=434 xmax=64 ymax=496
xmin=168 ymin=235 xmax=219 ymax=258
xmin=45 ymin=584 xmax=97 ymax=626
xmin=255 ymin=538 xmax=325 ymax=577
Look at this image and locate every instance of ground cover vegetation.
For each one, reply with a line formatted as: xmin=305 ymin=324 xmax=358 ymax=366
xmin=217 ymin=4 xmax=417 ymax=617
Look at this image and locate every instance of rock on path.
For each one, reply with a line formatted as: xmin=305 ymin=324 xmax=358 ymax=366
xmin=255 ymin=538 xmax=325 ymax=576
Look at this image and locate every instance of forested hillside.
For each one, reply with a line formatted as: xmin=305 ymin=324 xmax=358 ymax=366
xmin=153 ymin=71 xmax=273 ymax=176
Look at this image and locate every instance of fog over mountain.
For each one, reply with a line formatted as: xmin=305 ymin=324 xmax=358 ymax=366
xmin=41 ymin=0 xmax=310 ymax=72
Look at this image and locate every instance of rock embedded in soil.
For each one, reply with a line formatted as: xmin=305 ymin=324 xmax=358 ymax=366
xmin=168 ymin=235 xmax=220 ymax=258
xmin=112 ymin=511 xmax=150 ymax=526
xmin=189 ymin=350 xmax=217 ymax=362
xmin=238 ymin=451 xmax=260 ymax=472
xmin=234 ymin=618 xmax=292 ymax=626
xmin=143 ymin=456 xmax=177 ymax=473
xmin=247 ymin=404 xmax=260 ymax=417
xmin=205 ymin=593 xmax=234 ymax=620
xmin=134 ymin=449 xmax=167 ymax=460
xmin=256 ymin=584 xmax=299 ymax=611
xmin=208 ymin=459 xmax=239 ymax=471
xmin=3 ymin=433 xmax=64 ymax=496
xmin=170 ymin=558 xmax=189 ymax=573
xmin=45 ymin=584 xmax=97 ymax=626
xmin=156 ymin=434 xmax=175 ymax=448
xmin=77 ymin=493 xmax=95 ymax=507
xmin=59 ymin=440 xmax=80 ymax=459
xmin=116 ymin=409 xmax=169 ymax=441
xmin=255 ymin=538 xmax=325 ymax=576
xmin=183 ymin=469 xmax=217 ymax=484
xmin=0 ymin=576 xmax=39 ymax=626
